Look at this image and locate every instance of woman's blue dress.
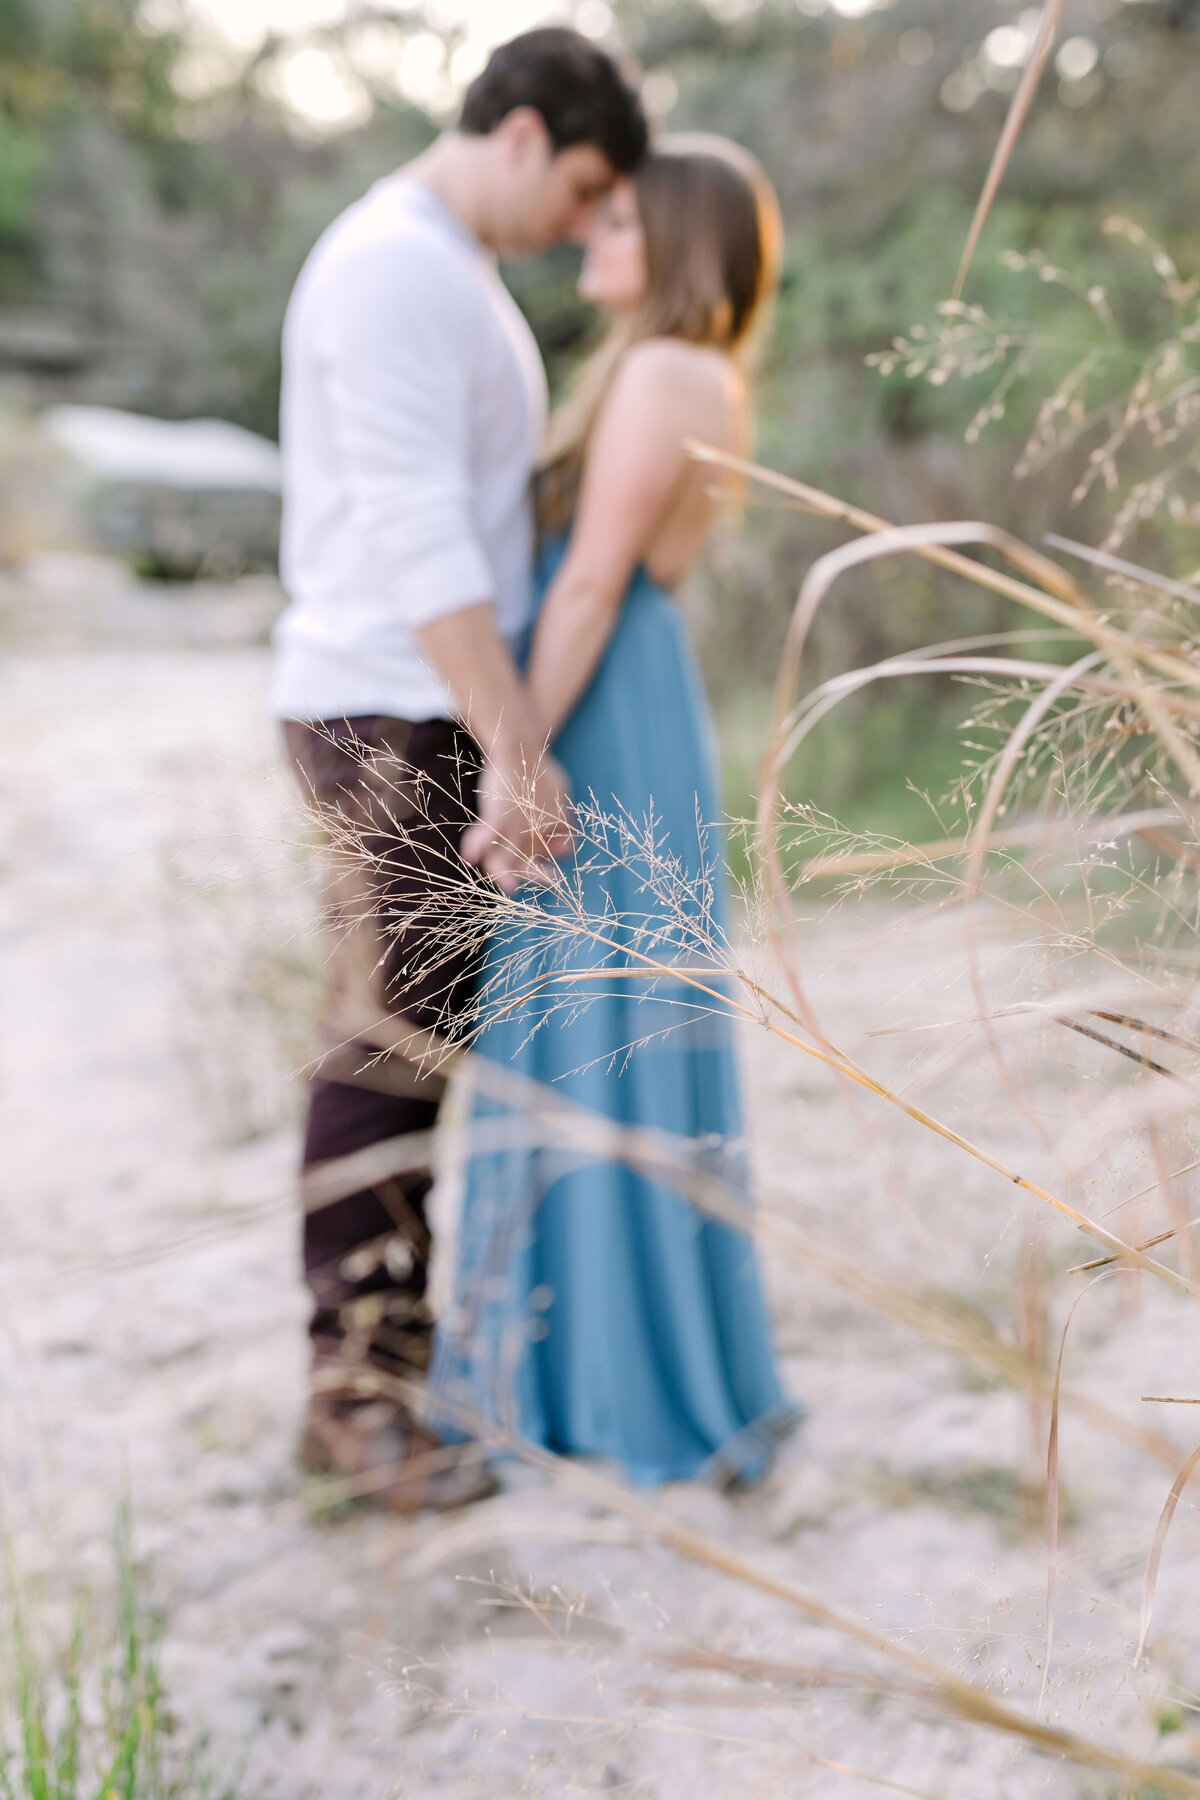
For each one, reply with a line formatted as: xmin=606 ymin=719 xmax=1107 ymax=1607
xmin=429 ymin=541 xmax=798 ymax=1487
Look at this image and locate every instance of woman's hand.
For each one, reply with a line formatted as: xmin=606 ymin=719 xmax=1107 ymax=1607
xmin=414 ymin=601 xmax=573 ymax=889
xmin=462 ymin=748 xmax=573 ymax=892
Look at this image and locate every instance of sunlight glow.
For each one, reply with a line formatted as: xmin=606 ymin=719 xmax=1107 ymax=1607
xmin=260 ymin=43 xmax=372 ymax=128
xmin=178 ymin=0 xmax=569 ymax=122
xmin=181 ymin=0 xmax=568 ymax=62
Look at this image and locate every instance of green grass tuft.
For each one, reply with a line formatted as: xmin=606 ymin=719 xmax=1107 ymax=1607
xmin=0 ymin=1510 xmax=235 ymax=1800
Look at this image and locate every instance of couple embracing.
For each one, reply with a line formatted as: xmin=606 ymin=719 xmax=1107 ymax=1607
xmin=274 ymin=27 xmax=799 ymax=1511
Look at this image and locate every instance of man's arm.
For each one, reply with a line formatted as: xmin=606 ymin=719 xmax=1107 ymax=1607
xmin=416 ymin=606 xmax=570 ymax=883
xmin=316 ymin=232 xmax=569 ymax=882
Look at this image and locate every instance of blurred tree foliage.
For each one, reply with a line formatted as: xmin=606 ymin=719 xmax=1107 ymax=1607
xmin=3 ymin=0 xmax=1199 ymax=813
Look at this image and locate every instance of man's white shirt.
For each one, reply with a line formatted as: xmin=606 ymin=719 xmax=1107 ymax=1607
xmin=272 ymin=176 xmax=548 ymax=723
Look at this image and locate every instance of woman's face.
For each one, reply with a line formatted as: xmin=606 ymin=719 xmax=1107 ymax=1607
xmin=577 ymin=178 xmax=648 ymax=315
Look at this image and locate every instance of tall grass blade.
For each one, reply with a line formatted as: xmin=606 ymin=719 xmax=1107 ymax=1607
xmin=377 ymin=1368 xmax=1200 ymax=1796
xmin=1136 ymin=1440 xmax=1200 ymax=1666
xmin=1040 ymin=1274 xmax=1113 ymax=1710
xmin=1043 ymin=533 xmax=1200 ymax=609
xmin=953 ymin=0 xmax=1070 ymax=299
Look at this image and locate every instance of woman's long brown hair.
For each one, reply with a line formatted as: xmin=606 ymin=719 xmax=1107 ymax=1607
xmin=537 ymin=132 xmax=783 ymax=536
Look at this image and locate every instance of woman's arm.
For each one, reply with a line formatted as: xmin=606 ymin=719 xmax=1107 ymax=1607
xmin=525 ymin=342 xmax=701 ymax=738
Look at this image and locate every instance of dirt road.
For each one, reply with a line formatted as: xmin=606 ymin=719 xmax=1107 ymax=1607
xmin=1 ymin=565 xmax=1196 ymax=1797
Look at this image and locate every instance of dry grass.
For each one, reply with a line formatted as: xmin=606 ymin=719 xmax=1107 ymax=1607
xmin=14 ymin=18 xmax=1196 ymax=1791
xmin=159 ymin=770 xmax=321 ymax=1146
xmin=305 ymin=419 xmax=1200 ymax=1780
xmin=295 ymin=53 xmax=1200 ymax=1782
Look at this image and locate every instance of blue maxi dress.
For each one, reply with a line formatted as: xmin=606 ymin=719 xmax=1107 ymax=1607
xmin=429 ymin=542 xmax=798 ymax=1487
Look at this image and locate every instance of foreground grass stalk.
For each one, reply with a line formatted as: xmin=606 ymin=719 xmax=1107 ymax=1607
xmin=465 ymin=1054 xmax=1187 ymax=1463
xmin=455 ymin=927 xmax=1200 ymax=1300
xmin=952 ymin=0 xmax=1070 ymax=299
xmin=305 ymin=1063 xmax=1182 ymax=1472
xmin=796 ymin=807 xmax=1186 ymax=879
xmin=682 ymin=444 xmax=1200 ymax=1293
xmin=369 ymin=1369 xmax=1200 ymax=1798
xmin=687 ymin=442 xmax=1200 ymax=699
xmin=1137 ymin=1442 xmax=1200 ymax=1666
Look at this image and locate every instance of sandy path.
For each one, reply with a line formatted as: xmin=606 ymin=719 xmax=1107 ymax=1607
xmin=1 ymin=569 xmax=1198 ymax=1798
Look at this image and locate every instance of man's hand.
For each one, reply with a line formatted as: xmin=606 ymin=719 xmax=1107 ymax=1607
xmin=413 ymin=604 xmax=573 ymax=890
xmin=462 ymin=749 xmax=573 ymax=892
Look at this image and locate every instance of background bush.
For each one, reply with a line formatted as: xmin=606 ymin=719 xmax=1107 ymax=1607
xmin=4 ymin=0 xmax=1199 ymax=820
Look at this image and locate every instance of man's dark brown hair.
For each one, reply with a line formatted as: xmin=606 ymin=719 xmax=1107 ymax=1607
xmin=460 ymin=27 xmax=648 ymax=173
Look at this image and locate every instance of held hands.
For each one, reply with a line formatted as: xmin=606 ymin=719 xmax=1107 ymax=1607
xmin=410 ymin=606 xmax=572 ymax=890
xmin=461 ymin=746 xmax=573 ymax=892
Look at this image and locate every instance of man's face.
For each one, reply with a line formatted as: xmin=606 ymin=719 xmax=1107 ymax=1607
xmin=493 ymin=110 xmax=618 ymax=256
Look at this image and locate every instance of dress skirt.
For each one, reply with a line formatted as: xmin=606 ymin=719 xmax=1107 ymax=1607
xmin=429 ymin=545 xmax=798 ymax=1487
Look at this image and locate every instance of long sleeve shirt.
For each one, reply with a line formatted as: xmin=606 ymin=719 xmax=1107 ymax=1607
xmin=271 ymin=176 xmax=548 ymax=723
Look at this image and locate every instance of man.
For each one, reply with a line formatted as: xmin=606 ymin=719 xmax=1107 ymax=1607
xmin=273 ymin=29 xmax=648 ymax=1510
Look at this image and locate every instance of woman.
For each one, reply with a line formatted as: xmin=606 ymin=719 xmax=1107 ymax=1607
xmin=431 ymin=136 xmax=799 ymax=1487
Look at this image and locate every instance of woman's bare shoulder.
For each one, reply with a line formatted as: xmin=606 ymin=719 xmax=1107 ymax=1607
xmin=603 ymin=339 xmax=743 ymax=444
xmin=617 ymin=335 xmax=739 ymax=395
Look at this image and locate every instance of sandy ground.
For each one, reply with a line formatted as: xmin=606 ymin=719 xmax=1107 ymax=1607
xmin=2 ymin=562 xmax=1199 ymax=1798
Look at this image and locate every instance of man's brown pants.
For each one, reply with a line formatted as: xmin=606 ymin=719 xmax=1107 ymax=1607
xmin=285 ymin=714 xmax=482 ymax=1378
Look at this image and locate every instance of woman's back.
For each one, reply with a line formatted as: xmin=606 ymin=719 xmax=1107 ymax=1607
xmin=614 ymin=337 xmax=747 ymax=591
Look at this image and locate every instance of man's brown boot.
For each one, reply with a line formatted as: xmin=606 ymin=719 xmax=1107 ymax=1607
xmin=300 ymin=1386 xmax=498 ymax=1513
